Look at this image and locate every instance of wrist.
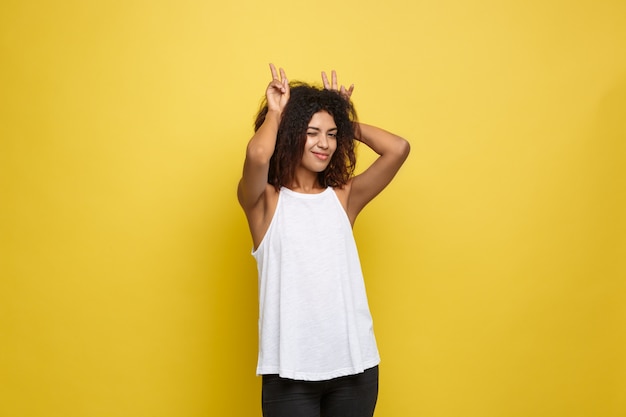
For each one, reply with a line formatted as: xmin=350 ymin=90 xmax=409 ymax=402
xmin=265 ymin=108 xmax=282 ymax=123
xmin=266 ymin=108 xmax=282 ymax=116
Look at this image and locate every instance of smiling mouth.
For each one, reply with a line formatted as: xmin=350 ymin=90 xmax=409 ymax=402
xmin=313 ymin=152 xmax=330 ymax=160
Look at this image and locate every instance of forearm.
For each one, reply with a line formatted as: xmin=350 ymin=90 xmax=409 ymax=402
xmin=246 ymin=110 xmax=281 ymax=164
xmin=356 ymin=123 xmax=410 ymax=158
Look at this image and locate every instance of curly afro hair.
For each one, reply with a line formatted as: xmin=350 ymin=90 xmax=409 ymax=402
xmin=254 ymin=82 xmax=359 ymax=189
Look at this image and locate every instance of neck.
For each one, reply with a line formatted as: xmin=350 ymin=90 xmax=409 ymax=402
xmin=288 ymin=168 xmax=324 ymax=194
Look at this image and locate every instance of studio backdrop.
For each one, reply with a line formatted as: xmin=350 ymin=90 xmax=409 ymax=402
xmin=1 ymin=1 xmax=624 ymax=416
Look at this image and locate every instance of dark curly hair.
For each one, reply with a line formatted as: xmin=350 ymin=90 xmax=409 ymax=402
xmin=254 ymin=82 xmax=359 ymax=189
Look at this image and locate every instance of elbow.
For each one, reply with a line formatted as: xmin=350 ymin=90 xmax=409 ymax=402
xmin=396 ymin=137 xmax=411 ymax=160
xmin=246 ymin=143 xmax=273 ymax=165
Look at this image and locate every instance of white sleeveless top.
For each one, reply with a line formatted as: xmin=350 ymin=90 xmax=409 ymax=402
xmin=252 ymin=187 xmax=380 ymax=381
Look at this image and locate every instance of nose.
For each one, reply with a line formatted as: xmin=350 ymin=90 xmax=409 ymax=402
xmin=317 ymin=135 xmax=329 ymax=149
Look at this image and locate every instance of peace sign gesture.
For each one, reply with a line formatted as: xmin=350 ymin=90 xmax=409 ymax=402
xmin=322 ymin=70 xmax=354 ymax=100
xmin=266 ymin=63 xmax=290 ymax=113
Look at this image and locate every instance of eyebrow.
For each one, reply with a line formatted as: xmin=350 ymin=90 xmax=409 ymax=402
xmin=307 ymin=126 xmax=338 ymax=131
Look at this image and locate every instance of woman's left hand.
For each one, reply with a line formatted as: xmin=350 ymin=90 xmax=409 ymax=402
xmin=322 ymin=70 xmax=354 ymax=100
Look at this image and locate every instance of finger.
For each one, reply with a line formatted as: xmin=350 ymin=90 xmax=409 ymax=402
xmin=269 ymin=63 xmax=279 ymax=80
xmin=346 ymin=84 xmax=354 ymax=97
xmin=284 ymin=85 xmax=290 ymax=100
xmin=268 ymin=79 xmax=285 ymax=94
xmin=331 ymin=70 xmax=338 ymax=90
xmin=280 ymin=67 xmax=288 ymax=86
xmin=321 ymin=71 xmax=330 ymax=89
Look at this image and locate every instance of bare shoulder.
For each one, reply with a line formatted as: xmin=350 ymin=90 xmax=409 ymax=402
xmin=333 ymin=179 xmax=356 ymax=226
xmin=263 ymin=183 xmax=280 ymax=216
xmin=245 ymin=183 xmax=280 ymax=250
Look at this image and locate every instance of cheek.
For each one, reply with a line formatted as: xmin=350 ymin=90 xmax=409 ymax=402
xmin=304 ymin=137 xmax=317 ymax=149
xmin=330 ymin=141 xmax=338 ymax=154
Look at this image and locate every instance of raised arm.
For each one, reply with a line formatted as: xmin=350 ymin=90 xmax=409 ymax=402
xmin=237 ymin=64 xmax=289 ymax=211
xmin=348 ymin=123 xmax=410 ymax=219
xmin=322 ymin=70 xmax=410 ymax=222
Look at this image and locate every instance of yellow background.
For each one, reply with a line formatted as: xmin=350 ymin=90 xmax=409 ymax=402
xmin=1 ymin=0 xmax=625 ymax=416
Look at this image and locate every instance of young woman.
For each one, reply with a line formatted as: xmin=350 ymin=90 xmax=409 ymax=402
xmin=237 ymin=64 xmax=410 ymax=417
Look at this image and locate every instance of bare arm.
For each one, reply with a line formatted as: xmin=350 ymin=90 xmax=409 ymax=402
xmin=322 ymin=70 xmax=410 ymax=222
xmin=237 ymin=64 xmax=289 ymax=211
xmin=347 ymin=123 xmax=410 ymax=220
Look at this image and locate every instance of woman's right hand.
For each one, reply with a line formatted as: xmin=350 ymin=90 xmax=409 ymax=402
xmin=266 ymin=63 xmax=290 ymax=113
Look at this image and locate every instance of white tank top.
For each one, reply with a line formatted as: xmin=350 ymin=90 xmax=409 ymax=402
xmin=252 ymin=187 xmax=380 ymax=381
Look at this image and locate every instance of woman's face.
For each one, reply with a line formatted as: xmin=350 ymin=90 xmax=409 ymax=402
xmin=299 ymin=111 xmax=338 ymax=173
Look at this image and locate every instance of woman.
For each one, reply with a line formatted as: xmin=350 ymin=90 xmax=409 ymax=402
xmin=237 ymin=64 xmax=410 ymax=417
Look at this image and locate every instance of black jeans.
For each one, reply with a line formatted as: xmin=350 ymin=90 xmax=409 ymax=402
xmin=261 ymin=366 xmax=379 ymax=417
